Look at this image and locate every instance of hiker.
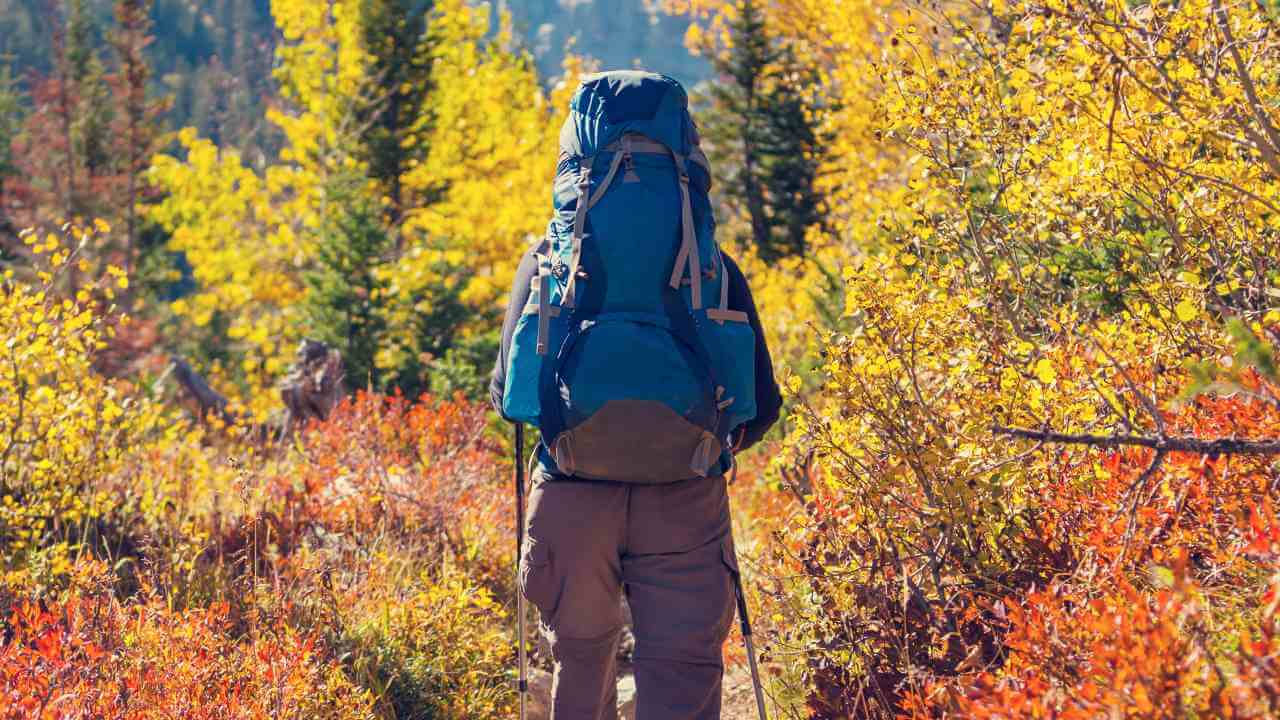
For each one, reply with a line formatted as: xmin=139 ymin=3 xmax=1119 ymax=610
xmin=491 ymin=71 xmax=782 ymax=720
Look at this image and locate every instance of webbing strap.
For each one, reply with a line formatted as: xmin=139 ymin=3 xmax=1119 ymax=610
xmin=524 ymin=303 xmax=560 ymax=317
xmin=668 ymin=152 xmax=703 ymax=310
xmin=604 ymin=134 xmax=711 ymax=176
xmin=591 ymin=136 xmax=630 ymax=207
xmin=706 ymin=247 xmax=742 ymax=323
xmin=563 ymin=161 xmax=592 ymax=310
xmin=525 ymin=274 xmax=560 ymax=319
xmin=719 ymin=252 xmax=730 ymax=313
xmin=706 ymin=308 xmax=748 ymax=323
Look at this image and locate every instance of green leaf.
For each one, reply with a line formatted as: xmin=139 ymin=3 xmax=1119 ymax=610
xmin=1228 ymin=319 xmax=1278 ymax=382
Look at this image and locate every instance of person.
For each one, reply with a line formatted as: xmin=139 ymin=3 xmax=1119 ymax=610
xmin=490 ymin=242 xmax=781 ymax=719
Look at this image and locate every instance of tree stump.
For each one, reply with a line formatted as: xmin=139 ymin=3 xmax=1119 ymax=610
xmin=279 ymin=339 xmax=346 ymax=434
xmin=170 ymin=339 xmax=346 ymax=438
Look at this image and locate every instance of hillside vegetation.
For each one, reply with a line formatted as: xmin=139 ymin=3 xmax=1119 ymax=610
xmin=0 ymin=0 xmax=706 ymax=160
xmin=4 ymin=0 xmax=1280 ymax=718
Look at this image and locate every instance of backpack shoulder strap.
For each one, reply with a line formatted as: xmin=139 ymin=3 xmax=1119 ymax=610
xmin=666 ymin=148 xmax=703 ymax=310
xmin=562 ymin=137 xmax=631 ymax=309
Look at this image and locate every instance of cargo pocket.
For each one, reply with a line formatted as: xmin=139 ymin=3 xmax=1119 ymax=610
xmin=520 ymin=539 xmax=561 ymax=621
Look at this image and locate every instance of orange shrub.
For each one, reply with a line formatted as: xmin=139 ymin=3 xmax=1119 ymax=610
xmin=289 ymin=390 xmax=508 ymax=550
xmin=1 ymin=567 xmax=375 ymax=720
xmin=891 ymin=381 xmax=1279 ymax=718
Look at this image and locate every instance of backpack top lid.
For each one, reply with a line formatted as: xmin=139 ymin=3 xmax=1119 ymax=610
xmin=559 ymin=71 xmax=699 ymax=161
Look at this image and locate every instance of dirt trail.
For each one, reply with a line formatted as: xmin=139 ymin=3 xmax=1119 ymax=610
xmin=523 ymin=599 xmax=767 ymax=718
xmin=720 ymin=665 xmax=766 ymax=719
xmin=526 ymin=663 xmax=762 ymax=719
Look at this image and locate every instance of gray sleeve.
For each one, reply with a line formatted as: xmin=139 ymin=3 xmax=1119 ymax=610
xmin=489 ymin=250 xmax=538 ymax=419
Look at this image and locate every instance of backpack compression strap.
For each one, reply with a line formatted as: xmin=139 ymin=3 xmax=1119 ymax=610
xmin=604 ymin=135 xmax=711 ymax=176
xmin=540 ymin=133 xmax=741 ymax=355
xmin=535 ymin=253 xmax=553 ymax=355
xmin=532 ymin=139 xmax=631 ymax=357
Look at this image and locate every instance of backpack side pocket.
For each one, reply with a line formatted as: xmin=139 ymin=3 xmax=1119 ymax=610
xmin=696 ymin=309 xmax=758 ymax=432
xmin=504 ymin=308 xmax=568 ymax=424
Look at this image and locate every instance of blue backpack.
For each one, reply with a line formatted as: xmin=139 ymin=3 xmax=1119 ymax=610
xmin=503 ymin=71 xmax=757 ymax=483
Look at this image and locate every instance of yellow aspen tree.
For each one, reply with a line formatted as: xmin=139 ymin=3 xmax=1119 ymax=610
xmin=397 ymin=0 xmax=580 ymax=312
xmin=149 ymin=0 xmax=378 ymax=413
xmin=376 ymin=0 xmax=584 ymax=381
xmin=2 ymin=226 xmax=165 ymax=582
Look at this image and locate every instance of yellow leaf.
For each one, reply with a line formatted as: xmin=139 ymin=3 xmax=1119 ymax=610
xmin=786 ymin=374 xmax=802 ymax=394
xmin=1034 ymin=358 xmax=1056 ymax=384
xmin=1174 ymin=299 xmax=1198 ymax=323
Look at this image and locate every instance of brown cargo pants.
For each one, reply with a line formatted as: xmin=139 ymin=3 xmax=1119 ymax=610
xmin=519 ymin=469 xmax=738 ymax=720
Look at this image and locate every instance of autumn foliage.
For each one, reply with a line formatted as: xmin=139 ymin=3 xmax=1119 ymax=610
xmin=6 ymin=0 xmax=1280 ymax=717
xmin=2 ymin=587 xmax=371 ymax=720
xmin=2 ymin=228 xmax=518 ymax=718
xmin=676 ymin=0 xmax=1280 ymax=716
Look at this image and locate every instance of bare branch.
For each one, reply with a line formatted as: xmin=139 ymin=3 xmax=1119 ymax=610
xmin=1120 ymin=447 xmax=1169 ymax=560
xmin=171 ymin=357 xmax=236 ymax=424
xmin=993 ymin=426 xmax=1280 ymax=455
xmin=1213 ymin=0 xmax=1280 ymax=176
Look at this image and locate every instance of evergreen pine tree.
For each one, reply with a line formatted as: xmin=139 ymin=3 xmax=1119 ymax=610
xmin=56 ymin=0 xmax=115 ymax=221
xmin=64 ymin=0 xmax=95 ymax=84
xmin=755 ymin=48 xmax=824 ymax=258
xmin=0 ymin=63 xmax=22 ymax=239
xmin=111 ymin=0 xmax=168 ymax=295
xmin=304 ymin=173 xmax=392 ymax=392
xmin=701 ymin=0 xmax=825 ymax=261
xmin=357 ymin=0 xmax=437 ymax=234
xmin=51 ymin=1 xmax=78 ymax=224
xmin=78 ymin=61 xmax=113 ymax=181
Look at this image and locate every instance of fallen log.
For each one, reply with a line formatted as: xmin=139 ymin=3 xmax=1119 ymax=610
xmin=171 ymin=357 xmax=234 ymax=423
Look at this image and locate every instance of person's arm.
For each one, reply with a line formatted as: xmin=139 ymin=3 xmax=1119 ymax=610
xmin=721 ymin=252 xmax=782 ymax=451
xmin=489 ymin=249 xmax=539 ymax=418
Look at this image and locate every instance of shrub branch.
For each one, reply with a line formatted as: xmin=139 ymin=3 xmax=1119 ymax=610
xmin=992 ymin=426 xmax=1280 ymax=455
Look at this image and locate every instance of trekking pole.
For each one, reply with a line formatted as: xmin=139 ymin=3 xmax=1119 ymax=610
xmin=731 ymin=569 xmax=768 ymax=720
xmin=727 ymin=455 xmax=769 ymax=720
xmin=514 ymin=422 xmax=528 ymax=720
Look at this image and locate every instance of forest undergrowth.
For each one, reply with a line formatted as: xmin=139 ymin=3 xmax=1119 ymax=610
xmin=5 ymin=0 xmax=1280 ymax=718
